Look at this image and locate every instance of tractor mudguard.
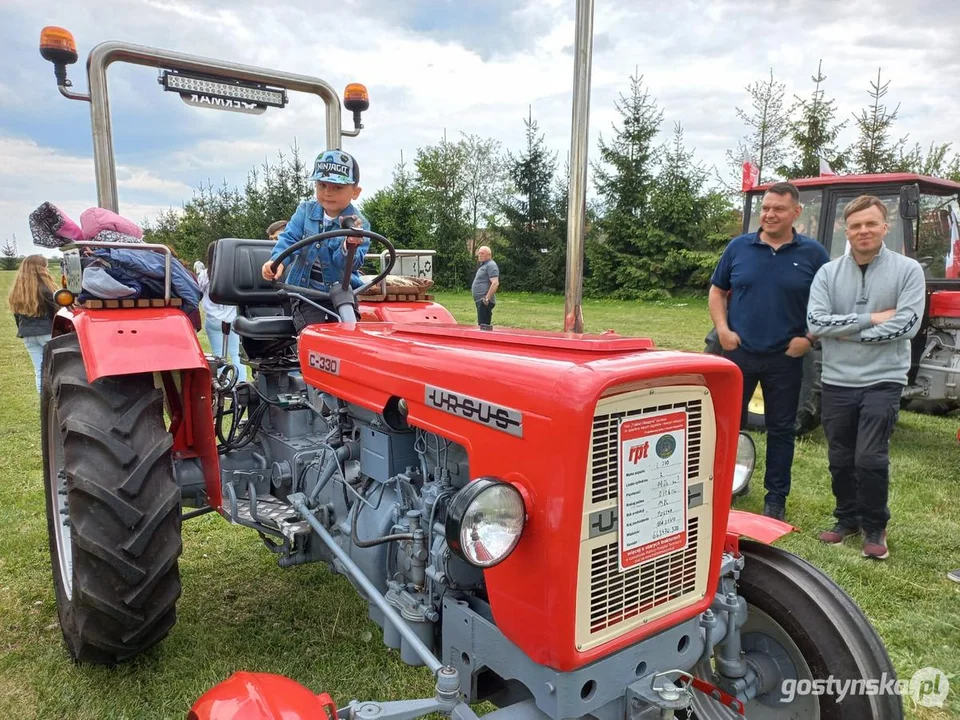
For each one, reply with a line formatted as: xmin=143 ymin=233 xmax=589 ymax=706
xmin=53 ymin=306 xmax=221 ymax=509
xmin=55 ymin=307 xmax=208 ymax=382
xmin=724 ymin=509 xmax=793 ymax=554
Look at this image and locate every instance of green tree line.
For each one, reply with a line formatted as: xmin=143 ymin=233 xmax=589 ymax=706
xmin=141 ymin=62 xmax=960 ymax=298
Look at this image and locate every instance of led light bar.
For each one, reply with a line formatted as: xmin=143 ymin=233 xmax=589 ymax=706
xmin=161 ymin=70 xmax=288 ymax=108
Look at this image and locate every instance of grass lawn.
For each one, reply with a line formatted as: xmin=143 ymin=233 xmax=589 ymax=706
xmin=0 ymin=275 xmax=958 ymax=719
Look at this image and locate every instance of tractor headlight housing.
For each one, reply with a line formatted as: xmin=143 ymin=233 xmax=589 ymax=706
xmin=445 ymin=478 xmax=525 ymax=568
xmin=732 ymin=431 xmax=755 ymax=497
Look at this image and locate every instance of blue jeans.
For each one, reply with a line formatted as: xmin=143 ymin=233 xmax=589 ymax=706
xmin=724 ymin=346 xmax=804 ymax=507
xmin=23 ymin=334 xmax=52 ymax=393
xmin=205 ymin=318 xmax=247 ymax=382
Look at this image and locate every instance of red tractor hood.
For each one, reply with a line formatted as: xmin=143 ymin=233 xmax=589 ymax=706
xmin=298 ymin=322 xmax=743 ymax=671
xmin=299 ymin=322 xmax=669 ymax=426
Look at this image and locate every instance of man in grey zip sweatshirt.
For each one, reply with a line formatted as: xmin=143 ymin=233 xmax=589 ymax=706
xmin=806 ymin=195 xmax=926 ymax=560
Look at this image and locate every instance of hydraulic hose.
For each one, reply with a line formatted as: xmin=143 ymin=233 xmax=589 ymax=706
xmin=351 ymin=478 xmax=415 ymax=548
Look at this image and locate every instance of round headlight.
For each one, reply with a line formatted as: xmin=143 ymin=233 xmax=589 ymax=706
xmin=445 ymin=478 xmax=525 ymax=568
xmin=732 ymin=431 xmax=755 ymax=497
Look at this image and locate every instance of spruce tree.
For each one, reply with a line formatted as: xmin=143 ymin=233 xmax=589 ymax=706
xmin=586 ymin=72 xmax=663 ymax=297
xmin=725 ymin=69 xmax=790 ymax=185
xmin=779 ymin=60 xmax=847 ymax=179
xmin=498 ymin=108 xmax=558 ymax=291
xmin=1 ymin=236 xmax=18 ymax=271
xmin=850 ymin=68 xmax=908 ymax=174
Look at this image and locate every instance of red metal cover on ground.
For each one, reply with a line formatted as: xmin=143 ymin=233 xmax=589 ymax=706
xmin=929 ymin=291 xmax=960 ymax=318
xmin=190 ymin=672 xmax=336 ymax=720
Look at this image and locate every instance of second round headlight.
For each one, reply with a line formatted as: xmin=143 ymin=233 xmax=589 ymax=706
xmin=732 ymin=431 xmax=755 ymax=497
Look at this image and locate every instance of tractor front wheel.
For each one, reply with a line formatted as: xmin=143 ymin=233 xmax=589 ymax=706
xmin=686 ymin=541 xmax=902 ymax=719
xmin=41 ymin=334 xmax=182 ymax=665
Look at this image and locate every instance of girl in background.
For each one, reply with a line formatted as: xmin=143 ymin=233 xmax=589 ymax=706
xmin=8 ymin=255 xmax=58 ymax=392
xmin=194 ymin=243 xmax=246 ymax=382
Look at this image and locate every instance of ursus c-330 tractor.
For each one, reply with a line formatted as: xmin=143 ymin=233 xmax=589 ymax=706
xmin=37 ymin=17 xmax=902 ymax=720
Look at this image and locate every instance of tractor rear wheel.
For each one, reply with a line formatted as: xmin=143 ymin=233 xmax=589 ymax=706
xmin=902 ymin=397 xmax=960 ymax=415
xmin=686 ymin=541 xmax=902 ymax=719
xmin=41 ymin=333 xmax=182 ymax=665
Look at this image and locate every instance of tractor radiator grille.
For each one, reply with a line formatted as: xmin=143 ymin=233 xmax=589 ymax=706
xmin=589 ymin=517 xmax=699 ymax=633
xmin=576 ymin=388 xmax=714 ymax=651
xmin=590 ymin=399 xmax=702 ymax=504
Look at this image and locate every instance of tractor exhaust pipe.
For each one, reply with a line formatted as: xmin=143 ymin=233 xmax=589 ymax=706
xmin=563 ymin=0 xmax=594 ymax=334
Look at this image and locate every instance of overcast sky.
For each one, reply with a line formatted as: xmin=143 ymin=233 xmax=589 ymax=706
xmin=2 ymin=0 xmax=958 ymax=256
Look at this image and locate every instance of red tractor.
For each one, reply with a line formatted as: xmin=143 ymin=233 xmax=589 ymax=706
xmin=707 ymin=173 xmax=960 ymax=434
xmin=37 ymin=22 xmax=904 ymax=720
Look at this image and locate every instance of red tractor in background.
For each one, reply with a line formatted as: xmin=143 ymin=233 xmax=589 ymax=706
xmin=707 ymin=173 xmax=960 ymax=435
xmin=36 ymin=17 xmax=904 ymax=720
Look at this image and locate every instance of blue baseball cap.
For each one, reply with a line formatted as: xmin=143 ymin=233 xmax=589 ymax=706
xmin=309 ymin=149 xmax=360 ymax=185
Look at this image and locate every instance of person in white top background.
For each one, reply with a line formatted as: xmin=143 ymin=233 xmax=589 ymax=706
xmin=194 ymin=243 xmax=247 ymax=383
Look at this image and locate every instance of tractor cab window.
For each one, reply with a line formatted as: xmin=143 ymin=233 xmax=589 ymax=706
xmin=829 ymin=195 xmax=903 ymax=259
xmin=916 ymin=194 xmax=960 ymax=279
xmin=746 ymin=189 xmax=823 ymax=238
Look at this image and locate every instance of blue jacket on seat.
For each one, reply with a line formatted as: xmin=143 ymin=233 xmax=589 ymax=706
xmin=269 ymin=200 xmax=371 ymax=291
xmin=84 ymin=248 xmax=202 ymax=315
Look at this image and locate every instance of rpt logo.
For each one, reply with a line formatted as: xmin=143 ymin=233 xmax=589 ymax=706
xmin=628 ymin=442 xmax=650 ymax=464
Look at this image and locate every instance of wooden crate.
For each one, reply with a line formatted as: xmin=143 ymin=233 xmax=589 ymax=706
xmin=81 ymin=298 xmax=182 ymax=309
xmin=359 ymin=290 xmax=435 ymax=303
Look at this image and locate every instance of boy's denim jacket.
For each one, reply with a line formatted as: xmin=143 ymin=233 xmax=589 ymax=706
xmin=270 ymin=200 xmax=371 ymax=291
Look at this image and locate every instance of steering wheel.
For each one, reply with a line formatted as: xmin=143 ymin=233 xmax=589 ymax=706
xmin=269 ymin=227 xmax=397 ymax=300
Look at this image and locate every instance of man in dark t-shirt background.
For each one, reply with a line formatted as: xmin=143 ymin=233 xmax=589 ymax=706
xmin=472 ymin=245 xmax=500 ymax=330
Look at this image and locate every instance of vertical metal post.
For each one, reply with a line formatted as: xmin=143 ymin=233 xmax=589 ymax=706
xmin=563 ymin=0 xmax=594 ymax=334
xmin=87 ymin=55 xmax=120 ymax=212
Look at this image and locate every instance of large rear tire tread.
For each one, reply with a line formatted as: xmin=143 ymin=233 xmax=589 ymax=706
xmin=41 ymin=333 xmax=182 ymax=665
xmin=902 ymin=398 xmax=960 ymax=416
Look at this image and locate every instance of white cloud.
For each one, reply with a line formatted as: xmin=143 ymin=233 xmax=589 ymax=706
xmin=117 ymin=170 xmax=192 ymax=195
xmin=0 ymin=137 xmax=190 ymax=255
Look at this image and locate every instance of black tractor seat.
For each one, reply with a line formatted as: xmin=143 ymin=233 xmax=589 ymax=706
xmin=233 ymin=314 xmax=296 ymax=339
xmin=208 ymin=238 xmax=297 ymax=341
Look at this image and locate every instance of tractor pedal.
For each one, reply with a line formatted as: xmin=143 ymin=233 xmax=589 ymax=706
xmin=229 ymin=493 xmax=312 ymax=542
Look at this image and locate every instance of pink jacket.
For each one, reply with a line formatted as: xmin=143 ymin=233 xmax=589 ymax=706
xmin=80 ymin=208 xmax=144 ymax=240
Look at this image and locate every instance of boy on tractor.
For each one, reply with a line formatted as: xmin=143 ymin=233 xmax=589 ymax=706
xmin=261 ymin=149 xmax=370 ymax=331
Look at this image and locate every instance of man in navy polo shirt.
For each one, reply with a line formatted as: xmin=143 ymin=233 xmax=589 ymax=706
xmin=709 ymin=182 xmax=829 ymax=521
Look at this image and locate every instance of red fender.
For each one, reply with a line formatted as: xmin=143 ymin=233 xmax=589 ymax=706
xmin=189 ymin=672 xmax=337 ymax=720
xmin=724 ymin=509 xmax=794 ymax=554
xmin=54 ymin=306 xmax=208 ymax=382
xmin=53 ymin=306 xmax=222 ymax=508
